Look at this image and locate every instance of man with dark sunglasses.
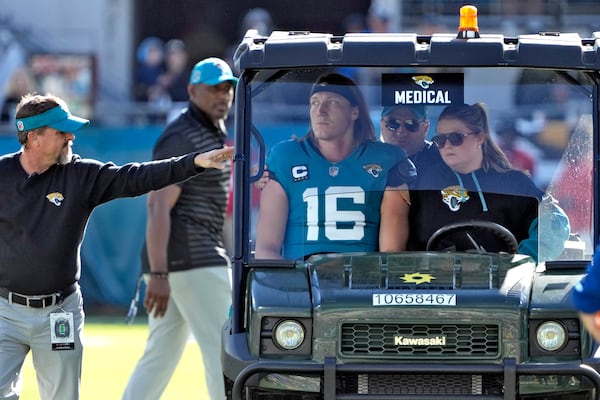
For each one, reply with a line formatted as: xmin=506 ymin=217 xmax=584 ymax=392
xmin=379 ymin=104 xmax=441 ymax=173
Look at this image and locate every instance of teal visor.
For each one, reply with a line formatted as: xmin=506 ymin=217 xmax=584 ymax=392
xmin=15 ymin=105 xmax=90 ymax=132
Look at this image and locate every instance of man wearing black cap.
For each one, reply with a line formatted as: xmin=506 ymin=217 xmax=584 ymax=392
xmin=0 ymin=93 xmax=233 ymax=400
xmin=380 ymin=104 xmax=442 ymax=173
xmin=123 ymin=57 xmax=236 ymax=400
xmin=255 ymin=73 xmax=416 ymax=259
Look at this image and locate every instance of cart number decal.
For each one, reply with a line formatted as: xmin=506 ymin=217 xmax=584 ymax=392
xmin=373 ymin=293 xmax=456 ymax=306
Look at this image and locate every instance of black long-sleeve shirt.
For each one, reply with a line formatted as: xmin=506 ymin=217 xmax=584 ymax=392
xmin=0 ymin=151 xmax=203 ymax=294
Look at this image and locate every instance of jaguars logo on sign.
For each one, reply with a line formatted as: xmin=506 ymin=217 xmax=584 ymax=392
xmin=412 ymin=75 xmax=435 ymax=89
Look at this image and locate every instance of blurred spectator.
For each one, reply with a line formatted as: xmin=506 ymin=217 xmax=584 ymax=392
xmin=134 ymin=36 xmax=165 ymax=102
xmin=366 ymin=3 xmax=392 ymax=33
xmin=501 ymin=0 xmax=544 ymax=16
xmin=28 ymin=54 xmax=94 ymax=119
xmin=157 ymin=39 xmax=189 ymax=103
xmin=418 ymin=13 xmax=449 ymax=35
xmin=497 ymin=122 xmax=536 ymax=178
xmin=1 ymin=67 xmax=36 ymax=123
xmin=241 ymin=8 xmax=274 ymax=36
xmin=358 ymin=2 xmax=396 ymax=103
xmin=336 ymin=13 xmax=367 ymax=81
xmin=342 ymin=12 xmax=367 ymax=34
xmin=551 ymin=120 xmax=593 ymax=249
xmin=515 ymin=71 xmax=590 ymax=159
xmin=226 ymin=8 xmax=275 ymax=76
xmin=0 ymin=27 xmax=27 ymax=117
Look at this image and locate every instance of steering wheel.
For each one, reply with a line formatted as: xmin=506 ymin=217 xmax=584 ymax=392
xmin=426 ymin=220 xmax=519 ymax=253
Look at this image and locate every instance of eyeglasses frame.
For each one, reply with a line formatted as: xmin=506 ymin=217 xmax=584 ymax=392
xmin=431 ymin=131 xmax=478 ymax=148
xmin=383 ymin=118 xmax=424 ymax=133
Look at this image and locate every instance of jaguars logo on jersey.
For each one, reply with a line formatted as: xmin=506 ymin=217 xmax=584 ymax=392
xmin=46 ymin=192 xmax=65 ymax=207
xmin=441 ymin=185 xmax=469 ymax=211
xmin=363 ymin=164 xmax=383 ymax=178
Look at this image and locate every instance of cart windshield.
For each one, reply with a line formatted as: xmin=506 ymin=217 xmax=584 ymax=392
xmin=241 ymin=67 xmax=595 ymax=263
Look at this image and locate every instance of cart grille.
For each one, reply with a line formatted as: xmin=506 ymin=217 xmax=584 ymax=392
xmin=341 ymin=323 xmax=499 ymax=358
xmin=336 ymin=373 xmax=504 ymax=396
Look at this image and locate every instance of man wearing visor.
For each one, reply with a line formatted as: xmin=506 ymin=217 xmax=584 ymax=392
xmin=0 ymin=93 xmax=233 ymax=400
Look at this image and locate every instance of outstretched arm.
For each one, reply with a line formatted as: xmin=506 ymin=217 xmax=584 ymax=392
xmin=193 ymin=146 xmax=234 ymax=169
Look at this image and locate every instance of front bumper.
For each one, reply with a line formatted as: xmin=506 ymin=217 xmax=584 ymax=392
xmin=229 ymin=357 xmax=600 ymax=400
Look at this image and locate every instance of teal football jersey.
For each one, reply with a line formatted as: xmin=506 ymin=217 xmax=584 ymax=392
xmin=265 ymin=138 xmax=409 ymax=259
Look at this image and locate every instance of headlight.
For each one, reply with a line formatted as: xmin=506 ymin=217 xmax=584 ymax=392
xmin=536 ymin=321 xmax=567 ymax=351
xmin=274 ymin=320 xmax=305 ymax=350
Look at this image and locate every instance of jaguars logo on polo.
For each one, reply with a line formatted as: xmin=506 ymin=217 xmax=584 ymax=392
xmin=441 ymin=185 xmax=469 ymax=211
xmin=46 ymin=192 xmax=65 ymax=207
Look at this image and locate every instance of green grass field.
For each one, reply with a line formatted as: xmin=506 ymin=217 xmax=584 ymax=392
xmin=20 ymin=316 xmax=208 ymax=399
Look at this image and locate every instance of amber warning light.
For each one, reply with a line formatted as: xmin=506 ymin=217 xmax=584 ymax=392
xmin=457 ymin=5 xmax=480 ymax=39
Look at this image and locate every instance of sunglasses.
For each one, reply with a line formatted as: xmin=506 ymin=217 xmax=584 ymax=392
xmin=384 ymin=119 xmax=421 ymax=133
xmin=431 ymin=132 xmax=477 ymax=148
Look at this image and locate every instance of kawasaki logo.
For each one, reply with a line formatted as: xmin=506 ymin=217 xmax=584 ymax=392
xmin=394 ymin=336 xmax=447 ymax=346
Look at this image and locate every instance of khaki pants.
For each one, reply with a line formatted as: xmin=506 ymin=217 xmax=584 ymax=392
xmin=0 ymin=289 xmax=84 ymax=400
xmin=123 ymin=266 xmax=231 ymax=400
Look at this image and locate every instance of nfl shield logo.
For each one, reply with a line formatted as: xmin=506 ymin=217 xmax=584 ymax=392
xmin=329 ymin=166 xmax=339 ymax=177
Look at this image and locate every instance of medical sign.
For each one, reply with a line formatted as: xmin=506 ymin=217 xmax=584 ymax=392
xmin=381 ymin=73 xmax=464 ymax=107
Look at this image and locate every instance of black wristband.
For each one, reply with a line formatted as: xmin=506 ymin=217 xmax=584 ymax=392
xmin=150 ymin=272 xmax=169 ymax=279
